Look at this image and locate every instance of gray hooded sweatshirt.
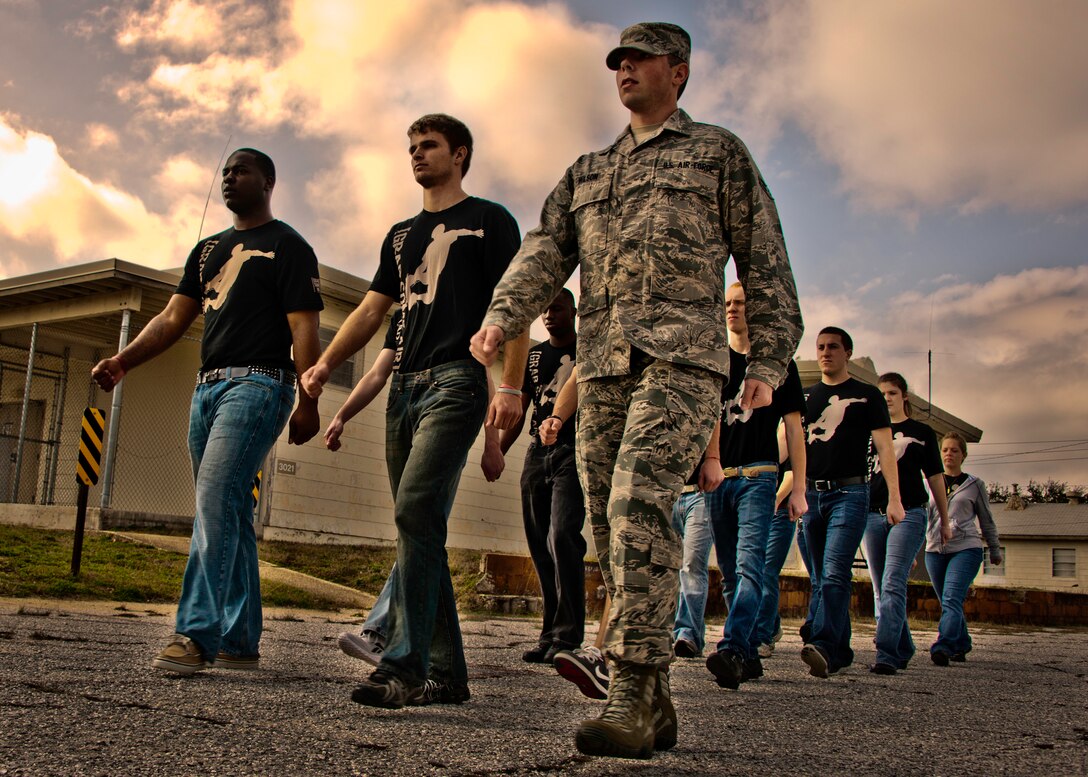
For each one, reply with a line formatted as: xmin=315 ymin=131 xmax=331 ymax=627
xmin=926 ymin=474 xmax=1001 ymax=554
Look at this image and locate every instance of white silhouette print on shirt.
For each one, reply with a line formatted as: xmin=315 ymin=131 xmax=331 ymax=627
xmin=204 ymin=244 xmax=275 ymax=312
xmin=541 ymin=355 xmax=575 ymax=408
xmin=808 ymin=396 xmax=866 ymax=443
xmin=404 ymin=224 xmax=484 ymax=311
xmin=872 ymin=431 xmax=924 ymax=474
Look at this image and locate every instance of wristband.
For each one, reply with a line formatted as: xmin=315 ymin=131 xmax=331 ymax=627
xmin=545 ymin=415 xmax=564 ymax=425
xmin=704 ymin=455 xmax=720 ymax=460
xmin=496 ymin=387 xmax=522 ymax=396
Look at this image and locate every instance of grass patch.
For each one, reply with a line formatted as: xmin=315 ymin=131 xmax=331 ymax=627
xmin=0 ymin=526 xmax=485 ymax=612
xmin=258 ymin=540 xmax=485 ymax=611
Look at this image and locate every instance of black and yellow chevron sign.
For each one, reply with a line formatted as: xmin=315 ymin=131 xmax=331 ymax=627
xmin=252 ymin=470 xmax=262 ymax=507
xmin=76 ymin=408 xmax=105 ymax=487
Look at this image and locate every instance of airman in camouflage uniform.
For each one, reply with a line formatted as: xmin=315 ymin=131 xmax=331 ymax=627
xmin=471 ymin=22 xmax=802 ymax=759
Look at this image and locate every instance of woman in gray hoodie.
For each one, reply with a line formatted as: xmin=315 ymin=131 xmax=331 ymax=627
xmin=925 ymin=431 xmax=1002 ymax=665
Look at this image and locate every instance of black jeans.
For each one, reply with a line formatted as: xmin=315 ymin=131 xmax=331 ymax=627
xmin=521 ymin=442 xmax=587 ymax=648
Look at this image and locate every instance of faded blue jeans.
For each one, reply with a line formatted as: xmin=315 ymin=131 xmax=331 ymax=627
xmin=178 ymin=373 xmax=295 ymax=659
xmin=753 ymin=506 xmax=795 ymax=646
xmin=363 ymin=569 xmax=394 ymax=639
xmin=801 ymin=483 xmax=869 ymax=672
xmin=671 ymin=489 xmax=713 ymax=652
xmin=925 ymin=547 xmax=984 ymax=658
xmin=379 ymin=360 xmax=487 ymax=686
xmin=707 ymin=466 xmax=778 ymax=660
xmin=864 ymin=507 xmax=927 ymax=668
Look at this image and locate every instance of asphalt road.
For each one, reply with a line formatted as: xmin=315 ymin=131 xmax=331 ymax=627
xmin=0 ymin=598 xmax=1085 ymax=776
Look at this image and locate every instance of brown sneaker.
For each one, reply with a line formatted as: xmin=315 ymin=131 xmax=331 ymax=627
xmin=152 ymin=634 xmax=209 ymax=675
xmin=215 ymin=651 xmax=260 ymax=670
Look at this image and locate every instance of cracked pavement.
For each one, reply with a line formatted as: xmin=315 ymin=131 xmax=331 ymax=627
xmin=0 ymin=598 xmax=1085 ymax=776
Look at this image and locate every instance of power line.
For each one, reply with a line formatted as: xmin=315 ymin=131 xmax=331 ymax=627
xmin=973 ymin=438 xmax=1088 ymax=445
xmin=970 ymin=455 xmax=1088 ymax=466
xmin=971 ymin=441 xmax=1088 ymax=462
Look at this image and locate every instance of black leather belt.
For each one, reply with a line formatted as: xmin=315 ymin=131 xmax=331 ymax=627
xmin=197 ymin=366 xmax=296 ymax=386
xmin=807 ymin=476 xmax=867 ymax=492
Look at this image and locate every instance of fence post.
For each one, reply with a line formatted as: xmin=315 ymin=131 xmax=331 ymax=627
xmin=100 ymin=309 xmax=131 ymax=510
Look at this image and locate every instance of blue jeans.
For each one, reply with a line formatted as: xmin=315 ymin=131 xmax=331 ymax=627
xmin=177 ymin=373 xmax=295 ymax=659
xmin=670 ymin=489 xmax=713 ymax=651
xmin=753 ymin=506 xmax=795 ymax=646
xmin=863 ymin=507 xmax=927 ymax=667
xmin=521 ymin=442 xmax=587 ymax=648
xmin=925 ymin=547 xmax=983 ymax=657
xmin=800 ymin=483 xmax=869 ymax=671
xmin=363 ymin=568 xmax=394 ymax=638
xmin=380 ymin=360 xmax=487 ymax=685
xmin=707 ymin=467 xmax=778 ymax=660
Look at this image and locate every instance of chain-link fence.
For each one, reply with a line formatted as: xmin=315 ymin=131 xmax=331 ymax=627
xmin=0 ymin=324 xmax=198 ymax=518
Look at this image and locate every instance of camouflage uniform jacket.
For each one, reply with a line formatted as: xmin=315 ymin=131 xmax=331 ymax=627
xmin=484 ymin=109 xmax=802 ymax=388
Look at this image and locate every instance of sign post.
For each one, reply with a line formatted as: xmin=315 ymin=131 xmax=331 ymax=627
xmin=73 ymin=408 xmax=105 ymax=577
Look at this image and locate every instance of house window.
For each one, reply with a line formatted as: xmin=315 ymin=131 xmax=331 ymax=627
xmin=1052 ymin=548 xmax=1076 ymax=578
xmin=983 ymin=546 xmax=1005 ymax=576
xmin=317 ymin=328 xmax=355 ymax=389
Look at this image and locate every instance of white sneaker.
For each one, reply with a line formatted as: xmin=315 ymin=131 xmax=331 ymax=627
xmin=338 ymin=631 xmax=385 ymax=665
xmin=757 ymin=642 xmax=775 ymax=659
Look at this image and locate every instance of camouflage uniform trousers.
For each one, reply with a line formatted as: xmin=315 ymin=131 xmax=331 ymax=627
xmin=575 ymin=352 xmax=721 ymax=667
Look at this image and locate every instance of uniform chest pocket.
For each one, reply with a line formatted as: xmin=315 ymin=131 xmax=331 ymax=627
xmin=647 ymin=166 xmax=723 ymax=304
xmin=571 ymin=177 xmax=612 ymax=258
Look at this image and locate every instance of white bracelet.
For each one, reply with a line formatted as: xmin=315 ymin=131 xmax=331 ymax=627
xmin=496 ymin=387 xmax=522 ymax=396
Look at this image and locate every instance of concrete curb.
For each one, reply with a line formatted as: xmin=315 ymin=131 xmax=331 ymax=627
xmin=107 ymin=531 xmax=376 ymax=610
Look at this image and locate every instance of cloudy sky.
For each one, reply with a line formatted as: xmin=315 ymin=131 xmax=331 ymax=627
xmin=1 ymin=0 xmax=1085 ymax=486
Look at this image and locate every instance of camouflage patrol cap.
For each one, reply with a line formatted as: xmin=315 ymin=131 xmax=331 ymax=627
xmin=606 ymin=22 xmax=691 ymax=70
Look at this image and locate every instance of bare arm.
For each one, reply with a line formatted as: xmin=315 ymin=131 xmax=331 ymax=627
xmin=480 ymin=372 xmax=506 ymax=482
xmin=301 ymin=290 xmax=394 ymax=398
xmin=781 ymin=411 xmax=808 ymax=520
xmin=697 ymin=421 xmax=724 ymax=493
xmin=286 ymin=309 xmax=322 ymax=445
xmin=926 ymin=472 xmax=953 ymax=545
xmin=487 ymin=329 xmax=531 ymax=431
xmin=872 ymin=427 xmax=905 ymax=524
xmin=324 ymin=348 xmax=395 ymax=451
xmin=539 ymin=365 xmax=578 ymax=445
xmin=91 ymin=294 xmax=201 ymax=391
xmin=498 ymin=392 xmax=531 ymax=455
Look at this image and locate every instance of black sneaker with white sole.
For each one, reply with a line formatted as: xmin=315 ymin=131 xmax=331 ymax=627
xmin=554 ymin=646 xmax=609 ymax=699
xmin=350 ymin=670 xmax=419 ymax=709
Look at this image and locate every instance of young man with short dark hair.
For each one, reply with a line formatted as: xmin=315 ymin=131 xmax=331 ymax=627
xmin=800 ymin=327 xmax=903 ymax=678
xmin=302 ymin=114 xmax=527 ymax=708
xmin=471 ymin=23 xmax=802 ymax=759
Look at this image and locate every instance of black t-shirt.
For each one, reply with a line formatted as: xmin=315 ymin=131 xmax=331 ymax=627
xmin=525 ymin=340 xmax=577 ymax=446
xmin=176 ymin=220 xmax=323 ymax=372
xmin=804 ymin=378 xmax=890 ymax=480
xmin=868 ymin=418 xmax=943 ymax=509
xmin=370 ymin=197 xmax=520 ymax=373
xmin=718 ymin=350 xmax=805 ymax=467
xmin=944 ymin=472 xmax=969 ymax=497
